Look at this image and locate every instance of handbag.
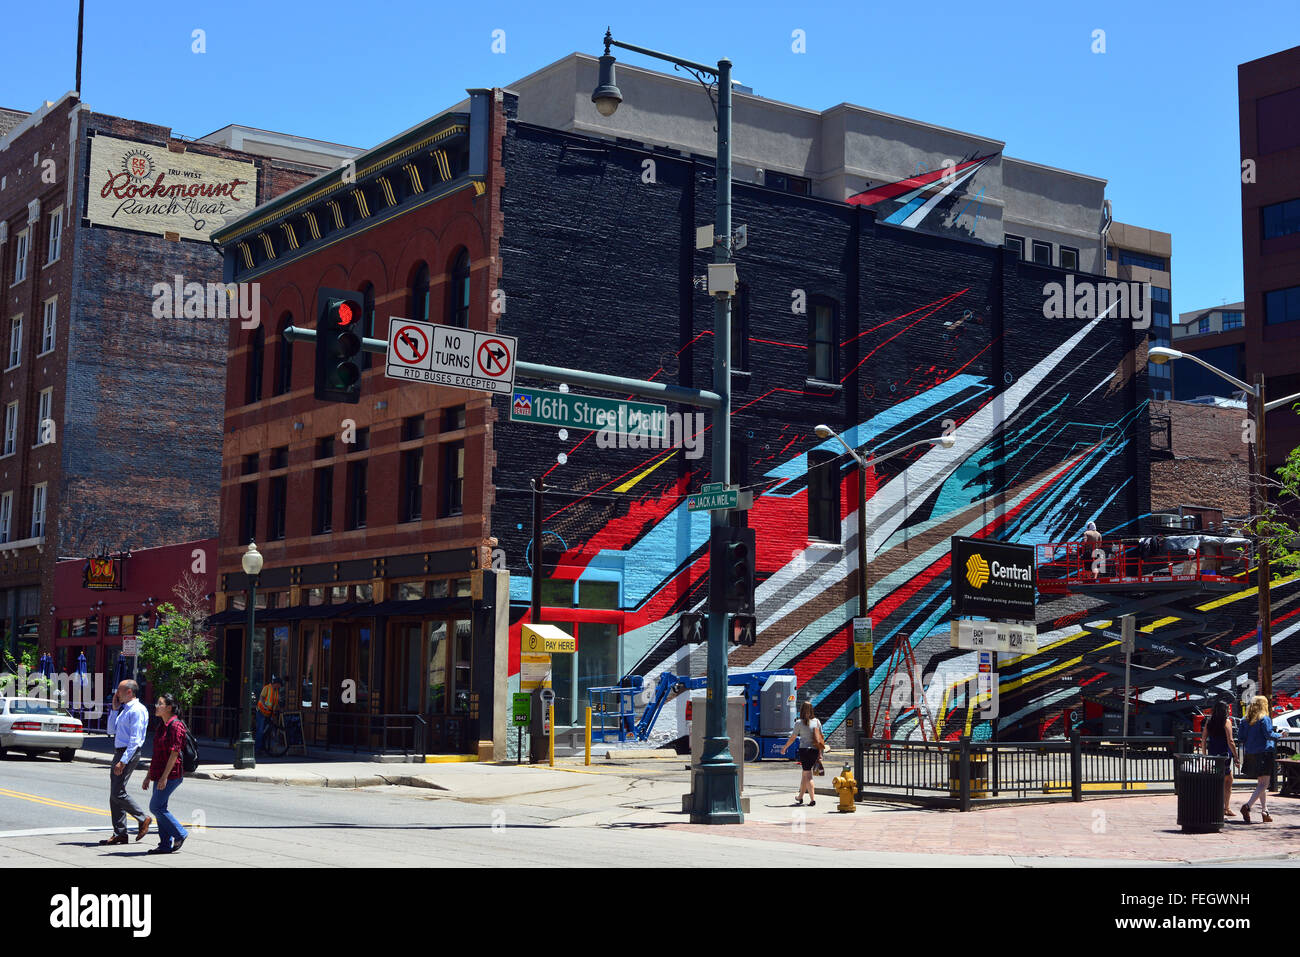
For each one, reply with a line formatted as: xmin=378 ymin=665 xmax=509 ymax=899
xmin=813 ymin=722 xmax=827 ymax=775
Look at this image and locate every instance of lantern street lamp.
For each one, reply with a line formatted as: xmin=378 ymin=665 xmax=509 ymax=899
xmin=235 ymin=541 xmax=264 ymax=769
xmin=593 ymin=26 xmax=742 ymax=823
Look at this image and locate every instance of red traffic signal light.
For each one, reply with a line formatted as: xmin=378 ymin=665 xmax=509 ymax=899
xmin=315 ymin=289 xmax=365 ymax=404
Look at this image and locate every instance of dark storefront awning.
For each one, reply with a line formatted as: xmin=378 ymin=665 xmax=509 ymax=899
xmin=206 ymin=597 xmax=472 ymax=628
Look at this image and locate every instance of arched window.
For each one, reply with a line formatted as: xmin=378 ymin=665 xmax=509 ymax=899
xmin=448 ymin=249 xmax=470 ymax=328
xmin=360 ymin=282 xmax=376 ymax=369
xmin=246 ymin=326 xmax=265 ymax=404
xmin=274 ymin=313 xmax=294 ymax=395
xmin=410 ymin=263 xmax=430 ymax=322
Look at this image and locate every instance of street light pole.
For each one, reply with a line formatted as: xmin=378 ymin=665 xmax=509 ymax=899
xmin=1255 ymin=372 xmax=1272 ymax=701
xmin=593 ymin=30 xmax=741 ymax=823
xmin=235 ymin=541 xmax=263 ymax=770
xmin=1148 ymin=347 xmax=1300 ymax=704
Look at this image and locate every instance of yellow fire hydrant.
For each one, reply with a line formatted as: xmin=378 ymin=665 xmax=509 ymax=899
xmin=832 ymin=763 xmax=856 ymax=813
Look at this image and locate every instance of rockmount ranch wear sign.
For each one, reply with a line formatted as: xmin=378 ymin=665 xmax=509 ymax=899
xmin=87 ymin=134 xmax=258 ymax=241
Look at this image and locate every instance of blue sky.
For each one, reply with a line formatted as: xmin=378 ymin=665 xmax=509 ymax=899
xmin=3 ymin=0 xmax=1294 ymax=317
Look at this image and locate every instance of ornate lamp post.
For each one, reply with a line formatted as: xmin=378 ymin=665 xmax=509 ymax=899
xmin=594 ymin=28 xmax=741 ymax=823
xmin=235 ymin=541 xmax=263 ymax=769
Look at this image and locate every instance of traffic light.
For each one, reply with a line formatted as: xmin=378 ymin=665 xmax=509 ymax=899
xmin=709 ymin=525 xmax=755 ymax=615
xmin=680 ymin=612 xmax=706 ymax=645
xmin=315 ymin=288 xmax=364 ymax=403
xmin=729 ymin=614 xmax=757 ymax=646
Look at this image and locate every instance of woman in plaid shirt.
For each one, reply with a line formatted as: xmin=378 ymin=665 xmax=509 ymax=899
xmin=141 ymin=693 xmax=190 ymax=854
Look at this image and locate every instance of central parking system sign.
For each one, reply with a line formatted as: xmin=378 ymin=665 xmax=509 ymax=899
xmin=385 ymin=317 xmax=517 ymax=395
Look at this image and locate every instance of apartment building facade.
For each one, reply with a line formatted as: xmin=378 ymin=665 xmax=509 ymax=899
xmin=0 ymin=92 xmax=344 ymax=655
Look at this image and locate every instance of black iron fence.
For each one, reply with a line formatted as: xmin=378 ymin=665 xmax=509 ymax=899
xmin=857 ymin=732 xmax=1196 ymax=810
xmin=91 ymin=706 xmax=428 ymax=758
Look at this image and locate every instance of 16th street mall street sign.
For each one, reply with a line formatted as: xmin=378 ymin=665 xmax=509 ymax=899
xmin=510 ymin=388 xmax=667 ymax=437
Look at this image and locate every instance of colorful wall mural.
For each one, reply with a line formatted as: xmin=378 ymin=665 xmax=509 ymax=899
xmin=494 ymin=119 xmax=1295 ymax=748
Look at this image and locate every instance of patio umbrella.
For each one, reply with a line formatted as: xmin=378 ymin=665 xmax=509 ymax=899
xmin=75 ymin=652 xmax=88 ymax=714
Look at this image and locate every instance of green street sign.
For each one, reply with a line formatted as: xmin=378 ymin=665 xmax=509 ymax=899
xmin=512 ymin=692 xmax=531 ymax=726
xmin=688 ymin=482 xmax=739 ymax=512
xmin=510 ymin=388 xmax=667 ymax=437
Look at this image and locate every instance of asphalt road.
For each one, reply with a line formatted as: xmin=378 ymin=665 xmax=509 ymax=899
xmin=0 ymin=754 xmax=929 ymax=867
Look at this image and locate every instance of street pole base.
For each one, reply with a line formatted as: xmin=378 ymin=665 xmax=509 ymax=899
xmin=234 ymin=737 xmax=256 ymax=770
xmin=688 ymin=755 xmax=743 ymax=824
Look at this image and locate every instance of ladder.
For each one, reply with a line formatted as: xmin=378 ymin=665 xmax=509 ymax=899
xmin=871 ymin=635 xmax=936 ymax=742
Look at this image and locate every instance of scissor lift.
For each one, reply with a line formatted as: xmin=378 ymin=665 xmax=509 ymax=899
xmin=1035 ymin=535 xmax=1252 ymax=731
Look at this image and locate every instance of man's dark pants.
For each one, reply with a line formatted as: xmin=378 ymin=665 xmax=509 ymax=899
xmin=110 ymin=747 xmax=147 ymax=838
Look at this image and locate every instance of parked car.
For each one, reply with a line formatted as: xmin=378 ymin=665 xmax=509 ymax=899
xmin=0 ymin=697 xmax=85 ymax=761
xmin=1269 ymin=709 xmax=1300 ymax=754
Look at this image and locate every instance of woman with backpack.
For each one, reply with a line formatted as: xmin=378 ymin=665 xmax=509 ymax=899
xmin=141 ymin=693 xmax=190 ymax=853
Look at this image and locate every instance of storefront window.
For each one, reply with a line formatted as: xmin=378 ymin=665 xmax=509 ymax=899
xmin=357 ymin=626 xmax=371 ymax=708
xmin=301 ymin=628 xmax=317 ymax=708
xmin=58 ymin=619 xmax=70 ymax=638
xmin=428 ymin=621 xmax=447 ymax=714
xmin=72 ymin=618 xmax=86 ymax=637
xmin=453 ymin=619 xmax=472 ymax=713
xmin=254 ymin=591 xmax=268 ymax=610
xmin=107 ymin=616 xmax=120 ymax=636
xmin=428 ymin=579 xmax=449 ymax=599
xmin=578 ymin=580 xmax=619 ymax=609
xmin=453 ymin=579 xmax=472 ymax=598
xmin=307 ymin=588 xmax=325 ymax=606
xmin=270 ymin=626 xmax=289 ymax=683
xmin=230 ymin=594 xmax=246 ymax=611
xmin=396 ymin=581 xmax=423 ymax=601
xmin=355 ymin=583 xmax=373 ymax=602
xmin=121 ymin=615 xmax=135 ymax=634
xmin=251 ymin=628 xmax=266 ymax=692
xmin=87 ymin=617 xmax=99 ymax=637
xmin=331 ymin=585 xmax=349 ymax=603
xmin=541 ymin=580 xmax=574 ymax=607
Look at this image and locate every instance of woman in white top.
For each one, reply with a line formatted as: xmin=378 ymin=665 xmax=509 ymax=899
xmin=782 ymin=700 xmax=824 ymax=807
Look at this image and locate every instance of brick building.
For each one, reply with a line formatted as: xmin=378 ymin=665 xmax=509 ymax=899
xmin=211 ymin=92 xmax=511 ymax=757
xmin=1149 ymin=398 xmax=1251 ymax=519
xmin=215 ymin=81 xmax=1157 ymax=753
xmin=1239 ymin=45 xmax=1300 ymax=485
xmin=50 ymin=538 xmax=217 ymax=713
xmin=0 ymin=92 xmax=348 ymax=656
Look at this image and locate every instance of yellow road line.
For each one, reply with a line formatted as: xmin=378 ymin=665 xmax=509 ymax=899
xmin=0 ymin=787 xmax=110 ymax=816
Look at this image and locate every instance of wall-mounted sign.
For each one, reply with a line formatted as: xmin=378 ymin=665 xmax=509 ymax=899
xmin=83 ymin=556 xmax=123 ymax=591
xmin=951 ymin=536 xmax=1036 ymax=620
xmin=87 ymin=134 xmax=258 ymax=241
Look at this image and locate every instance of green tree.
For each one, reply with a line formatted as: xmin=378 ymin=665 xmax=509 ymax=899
xmin=137 ymin=573 xmax=219 ymax=712
xmin=0 ymin=642 xmax=51 ymax=698
xmin=1247 ymin=406 xmax=1300 ymax=574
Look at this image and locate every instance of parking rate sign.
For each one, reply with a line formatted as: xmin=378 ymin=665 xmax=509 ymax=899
xmin=385 ymin=317 xmax=518 ymax=395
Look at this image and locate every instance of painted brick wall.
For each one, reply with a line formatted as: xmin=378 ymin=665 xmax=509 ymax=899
xmin=492 ymin=113 xmax=1150 ymax=742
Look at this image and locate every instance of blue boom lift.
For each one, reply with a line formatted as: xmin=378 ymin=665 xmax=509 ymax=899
xmin=587 ymin=669 xmax=798 ymax=762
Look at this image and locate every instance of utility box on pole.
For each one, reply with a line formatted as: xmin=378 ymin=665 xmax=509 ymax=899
xmin=685 ymin=690 xmax=748 ymax=812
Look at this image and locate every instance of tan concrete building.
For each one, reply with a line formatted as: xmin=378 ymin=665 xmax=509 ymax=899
xmin=1105 ymin=220 xmax=1173 ymax=399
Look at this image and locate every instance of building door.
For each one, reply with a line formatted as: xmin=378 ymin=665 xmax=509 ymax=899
xmin=299 ymin=624 xmax=331 ymax=746
xmin=385 ymin=620 xmax=426 ymax=752
xmin=329 ymin=622 xmax=361 ymax=746
xmin=547 ymin=621 xmax=620 ymax=728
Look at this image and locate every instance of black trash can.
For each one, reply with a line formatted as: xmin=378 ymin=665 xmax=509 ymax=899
xmin=1175 ymin=753 xmax=1228 ymax=833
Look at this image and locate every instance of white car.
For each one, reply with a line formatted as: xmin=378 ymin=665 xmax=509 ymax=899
xmin=0 ymin=697 xmax=85 ymax=761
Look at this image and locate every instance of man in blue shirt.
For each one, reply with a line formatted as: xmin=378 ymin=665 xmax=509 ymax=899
xmin=101 ymin=679 xmax=152 ymax=845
